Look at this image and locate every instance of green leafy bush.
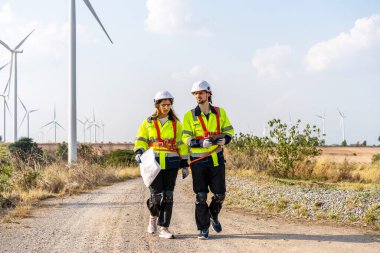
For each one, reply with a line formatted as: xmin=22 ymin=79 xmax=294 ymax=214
xmin=228 ymin=119 xmax=322 ymax=178
xmin=372 ymin=153 xmax=380 ymax=164
xmin=8 ymin=137 xmax=44 ymax=169
xmin=105 ymin=149 xmax=136 ymax=166
xmin=56 ymin=142 xmax=68 ymax=161
xmin=267 ymin=119 xmax=321 ymax=177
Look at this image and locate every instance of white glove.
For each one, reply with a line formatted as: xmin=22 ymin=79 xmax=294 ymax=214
xmin=202 ymin=139 xmax=213 ymax=148
xmin=182 ymin=167 xmax=190 ymax=179
xmin=217 ymin=138 xmax=226 ymax=146
xmin=135 ymin=153 xmax=142 ymax=163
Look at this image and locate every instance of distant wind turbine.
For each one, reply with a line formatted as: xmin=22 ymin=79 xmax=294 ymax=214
xmin=42 ymin=105 xmax=64 ymax=143
xmin=1 ymin=62 xmax=11 ymax=142
xmin=19 ymin=98 xmax=38 ymax=138
xmin=77 ymin=118 xmax=89 ymax=143
xmin=337 ymin=108 xmax=347 ymax=143
xmin=68 ymin=0 xmax=113 ymax=163
xmin=315 ymin=112 xmax=326 ymax=136
xmin=0 ymin=30 xmax=35 ymax=142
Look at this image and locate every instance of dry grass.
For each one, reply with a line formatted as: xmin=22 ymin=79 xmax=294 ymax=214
xmin=1 ymin=163 xmax=140 ymax=221
xmin=8 ymin=203 xmax=32 ymax=218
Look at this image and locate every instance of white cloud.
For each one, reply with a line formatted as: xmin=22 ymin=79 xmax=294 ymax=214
xmin=251 ymin=44 xmax=293 ymax=79
xmin=306 ymin=15 xmax=380 ymax=72
xmin=0 ymin=3 xmax=12 ymax=24
xmin=144 ymin=0 xmax=211 ymax=36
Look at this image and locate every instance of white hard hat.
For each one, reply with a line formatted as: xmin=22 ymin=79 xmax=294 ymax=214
xmin=154 ymin=90 xmax=174 ymax=103
xmin=191 ymin=80 xmax=211 ymax=93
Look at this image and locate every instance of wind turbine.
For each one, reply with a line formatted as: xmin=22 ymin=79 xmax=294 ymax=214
xmin=68 ymin=0 xmax=113 ymax=163
xmin=87 ymin=110 xmax=100 ymax=143
xmin=77 ymin=117 xmax=89 ymax=143
xmin=315 ymin=112 xmax=326 ymax=136
xmin=0 ymin=62 xmax=11 ymax=142
xmin=42 ymin=105 xmax=64 ymax=143
xmin=337 ymin=108 xmax=347 ymax=143
xmin=0 ymin=30 xmax=35 ymax=142
xmin=19 ymin=98 xmax=38 ymax=138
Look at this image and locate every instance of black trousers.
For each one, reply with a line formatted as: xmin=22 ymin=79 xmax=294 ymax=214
xmin=191 ymin=163 xmax=226 ymax=230
xmin=147 ymin=168 xmax=178 ymax=227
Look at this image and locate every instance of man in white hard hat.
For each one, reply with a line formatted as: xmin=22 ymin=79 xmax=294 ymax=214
xmin=182 ymin=80 xmax=234 ymax=239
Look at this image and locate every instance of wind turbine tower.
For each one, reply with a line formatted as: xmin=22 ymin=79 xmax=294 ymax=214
xmin=316 ymin=113 xmax=326 ymax=136
xmin=337 ymin=108 xmax=347 ymax=143
xmin=68 ymin=0 xmax=113 ymax=163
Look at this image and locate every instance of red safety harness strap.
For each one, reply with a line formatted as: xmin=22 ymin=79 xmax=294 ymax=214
xmin=149 ymin=119 xmax=178 ymax=152
xmin=190 ymin=106 xmax=222 ymax=168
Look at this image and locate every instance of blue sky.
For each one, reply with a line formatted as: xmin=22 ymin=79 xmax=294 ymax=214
xmin=0 ymin=0 xmax=379 ymax=144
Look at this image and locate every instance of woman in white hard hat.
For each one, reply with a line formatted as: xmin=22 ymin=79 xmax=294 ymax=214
xmin=134 ymin=90 xmax=189 ymax=239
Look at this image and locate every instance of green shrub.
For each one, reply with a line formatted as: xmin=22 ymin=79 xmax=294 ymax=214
xmin=105 ymin=149 xmax=136 ymax=166
xmin=267 ymin=119 xmax=321 ymax=178
xmin=0 ymin=165 xmax=13 ymax=192
xmin=228 ymin=119 xmax=322 ymax=178
xmin=56 ymin=142 xmax=68 ymax=161
xmin=372 ymin=153 xmax=380 ymax=164
xmin=8 ymin=137 xmax=44 ymax=169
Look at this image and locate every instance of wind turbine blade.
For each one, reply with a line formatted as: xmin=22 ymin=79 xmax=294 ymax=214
xmin=77 ymin=119 xmax=84 ymax=125
xmin=56 ymin=122 xmax=64 ymax=130
xmin=337 ymin=108 xmax=343 ymax=117
xmin=42 ymin=121 xmax=54 ymax=128
xmin=18 ymin=97 xmax=27 ymax=112
xmin=0 ymin=40 xmax=12 ymax=51
xmin=4 ymin=54 xmax=13 ymax=96
xmin=20 ymin=113 xmax=27 ymax=128
xmin=82 ymin=0 xmax=113 ymax=44
xmin=30 ymin=109 xmax=38 ymax=113
xmin=0 ymin=62 xmax=8 ymax=71
xmin=4 ymin=99 xmax=12 ymax=117
xmin=14 ymin=29 xmax=35 ymax=50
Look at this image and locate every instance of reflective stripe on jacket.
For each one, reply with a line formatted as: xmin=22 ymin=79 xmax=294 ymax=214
xmin=182 ymin=104 xmax=234 ymax=167
xmin=134 ymin=115 xmax=188 ymax=169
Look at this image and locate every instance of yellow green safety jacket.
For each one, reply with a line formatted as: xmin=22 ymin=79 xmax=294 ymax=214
xmin=134 ymin=115 xmax=188 ymax=170
xmin=182 ymin=104 xmax=234 ymax=168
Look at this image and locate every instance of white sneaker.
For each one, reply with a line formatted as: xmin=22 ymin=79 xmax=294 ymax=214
xmin=147 ymin=215 xmax=158 ymax=234
xmin=159 ymin=227 xmax=174 ymax=239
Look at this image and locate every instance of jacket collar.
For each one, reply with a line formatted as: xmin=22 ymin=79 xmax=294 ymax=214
xmin=150 ymin=114 xmax=174 ymax=121
xmin=194 ymin=103 xmax=216 ymax=116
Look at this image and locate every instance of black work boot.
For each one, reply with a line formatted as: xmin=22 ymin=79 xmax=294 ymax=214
xmin=210 ymin=216 xmax=222 ymax=233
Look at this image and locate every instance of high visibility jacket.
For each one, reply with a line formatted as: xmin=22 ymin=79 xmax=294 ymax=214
xmin=134 ymin=115 xmax=188 ymax=170
xmin=182 ymin=104 xmax=234 ymax=167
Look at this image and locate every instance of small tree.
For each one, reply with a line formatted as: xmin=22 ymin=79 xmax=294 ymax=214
xmin=267 ymin=119 xmax=321 ymax=178
xmin=8 ymin=137 xmax=44 ymax=169
xmin=56 ymin=142 xmax=68 ymax=161
xmin=341 ymin=140 xmax=347 ymax=147
xmin=362 ymin=140 xmax=367 ymax=147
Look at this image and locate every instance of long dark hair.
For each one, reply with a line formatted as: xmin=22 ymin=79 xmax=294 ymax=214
xmin=152 ymin=99 xmax=179 ymax=121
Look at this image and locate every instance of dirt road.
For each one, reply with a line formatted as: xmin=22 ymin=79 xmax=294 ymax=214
xmin=1 ymin=177 xmax=379 ymax=253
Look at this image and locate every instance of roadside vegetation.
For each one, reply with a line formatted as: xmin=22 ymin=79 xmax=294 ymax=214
xmin=0 ymin=138 xmax=139 ymax=221
xmin=225 ymin=119 xmax=380 ymax=230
